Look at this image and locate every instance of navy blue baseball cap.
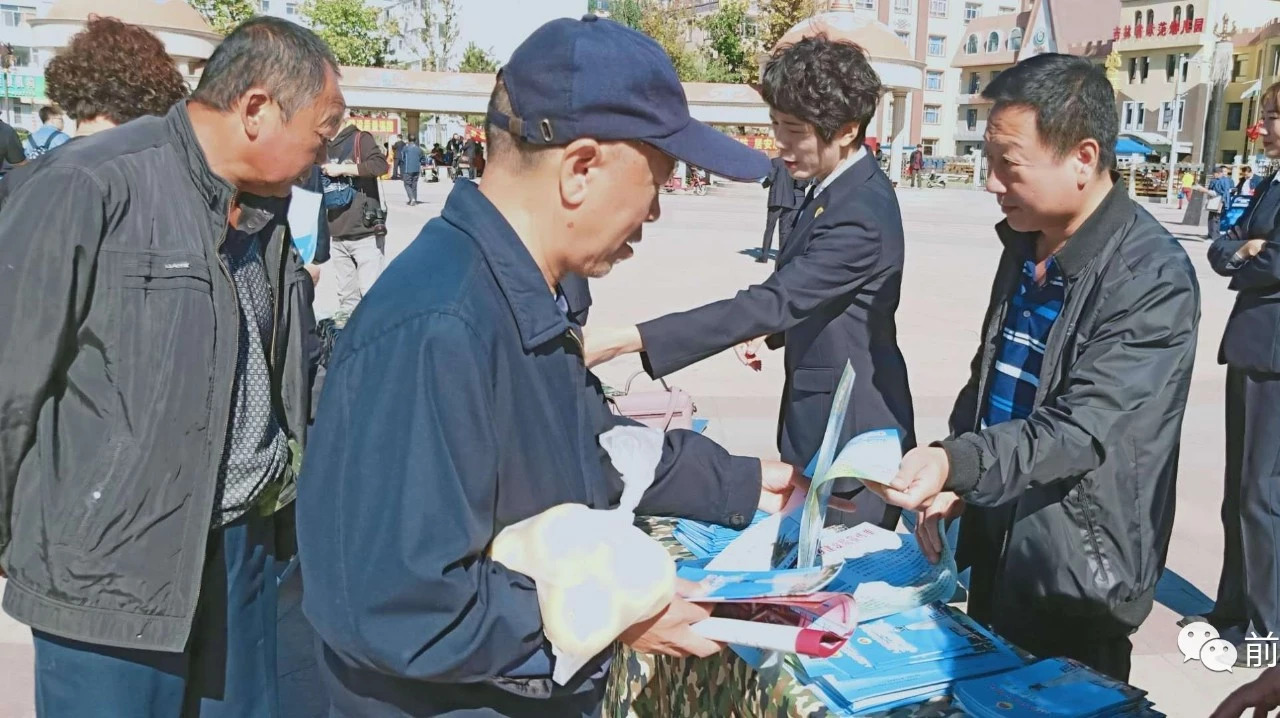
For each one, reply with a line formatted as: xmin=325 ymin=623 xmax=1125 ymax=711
xmin=488 ymin=15 xmax=771 ymax=182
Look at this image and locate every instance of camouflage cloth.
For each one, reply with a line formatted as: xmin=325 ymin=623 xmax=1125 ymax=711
xmin=606 ymin=518 xmax=975 ymax=718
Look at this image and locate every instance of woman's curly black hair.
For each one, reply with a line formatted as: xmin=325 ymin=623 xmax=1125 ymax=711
xmin=44 ymin=16 xmax=189 ymax=125
xmin=761 ymin=35 xmax=884 ymax=144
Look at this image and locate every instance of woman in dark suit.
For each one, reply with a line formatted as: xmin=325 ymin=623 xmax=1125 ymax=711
xmin=1203 ymin=80 xmax=1280 ymax=645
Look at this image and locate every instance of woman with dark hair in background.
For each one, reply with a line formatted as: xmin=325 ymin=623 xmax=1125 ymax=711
xmin=43 ymin=15 xmax=188 ymax=136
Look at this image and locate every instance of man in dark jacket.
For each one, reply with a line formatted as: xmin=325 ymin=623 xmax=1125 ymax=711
xmin=399 ymin=137 xmax=425 ymax=205
xmin=0 ymin=18 xmax=342 ymax=715
xmin=297 ymin=17 xmax=780 ymax=716
xmin=758 ymin=155 xmax=804 ymax=262
xmin=872 ymin=55 xmax=1199 ymax=682
xmin=586 ymin=37 xmax=915 ymax=531
xmin=391 ymin=134 xmax=405 ymax=179
xmin=325 ymin=115 xmax=389 ymax=322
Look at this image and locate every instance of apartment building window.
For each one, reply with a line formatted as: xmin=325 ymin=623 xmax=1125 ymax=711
xmin=1128 ymin=57 xmax=1138 ymax=83
xmin=1122 ymin=101 xmax=1145 ymax=131
xmin=285 ymin=1 xmax=297 ymax=14
xmin=1140 ymin=55 xmax=1150 ymax=83
xmin=1158 ymin=100 xmax=1185 ymax=131
xmin=929 ymin=0 xmax=948 ymax=18
xmin=5 ymin=44 xmax=30 ymax=67
xmin=0 ymin=3 xmax=33 ymax=26
xmin=856 ymin=0 xmax=875 ymax=9
xmin=897 ymin=31 xmax=912 ymax=46
xmin=924 ymin=105 xmax=942 ymax=125
xmin=986 ymin=32 xmax=1000 ymax=52
xmin=965 ymin=34 xmax=979 ymax=54
xmin=968 ymin=72 xmax=980 ymax=94
xmin=1232 ymin=55 xmax=1245 ymax=81
xmin=964 ymin=2 xmax=980 ymax=23
xmin=928 ymin=35 xmax=946 ymax=57
xmin=921 ymin=139 xmax=938 ymax=156
xmin=1272 ymin=45 xmax=1280 ymax=77
xmin=894 ymin=0 xmax=910 ymax=13
xmin=998 ymin=5 xmax=1015 ymax=13
xmin=260 ymin=0 xmax=271 ymax=11
xmin=1227 ymin=102 xmax=1244 ymax=131
xmin=966 ymin=108 xmax=979 ymax=129
xmin=1008 ymin=27 xmax=1022 ymax=51
xmin=1166 ymin=54 xmax=1177 ymax=81
xmin=926 ymin=70 xmax=944 ymax=91
xmin=1186 ymin=4 xmax=1194 ymax=24
xmin=1182 ymin=56 xmax=1189 ymax=82
xmin=1172 ymin=6 xmax=1182 ymax=27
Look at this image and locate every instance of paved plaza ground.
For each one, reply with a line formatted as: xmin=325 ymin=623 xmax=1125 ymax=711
xmin=0 ymin=176 xmax=1257 ymax=717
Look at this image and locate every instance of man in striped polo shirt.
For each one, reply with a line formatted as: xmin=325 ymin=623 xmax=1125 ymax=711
xmin=984 ymin=258 xmax=1065 ymax=425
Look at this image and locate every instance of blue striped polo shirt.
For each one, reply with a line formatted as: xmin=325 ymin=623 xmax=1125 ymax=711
xmin=985 ymin=255 xmax=1065 ymax=426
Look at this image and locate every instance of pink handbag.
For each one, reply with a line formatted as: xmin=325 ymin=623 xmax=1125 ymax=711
xmin=607 ymin=371 xmax=696 ymax=432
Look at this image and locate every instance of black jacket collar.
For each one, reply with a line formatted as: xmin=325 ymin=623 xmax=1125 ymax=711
xmin=440 ymin=180 xmax=569 ymax=352
xmin=165 ymin=102 xmax=237 ymax=212
xmin=996 ymin=173 xmax=1134 ymax=278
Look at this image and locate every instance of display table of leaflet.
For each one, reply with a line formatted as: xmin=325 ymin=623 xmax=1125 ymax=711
xmin=605 ymin=518 xmax=1163 ymax=718
xmin=605 ymin=517 xmax=973 ymax=718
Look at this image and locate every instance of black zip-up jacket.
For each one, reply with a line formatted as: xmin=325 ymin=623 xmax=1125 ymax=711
xmin=326 ymin=124 xmax=389 ymax=242
xmin=940 ymin=179 xmax=1199 ymax=646
xmin=0 ymin=103 xmax=314 ymax=651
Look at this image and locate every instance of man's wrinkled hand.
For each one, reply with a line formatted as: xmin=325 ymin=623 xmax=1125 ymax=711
xmin=1210 ymin=665 xmax=1280 ymax=718
xmin=758 ymin=460 xmax=857 ymax=515
xmin=582 ymin=326 xmax=642 ymax=368
xmin=915 ymin=492 xmax=964 ymax=563
xmin=866 ymin=446 xmax=950 ymax=512
xmin=732 ymin=336 xmax=767 ymax=371
xmin=619 ymin=595 xmax=722 ymax=658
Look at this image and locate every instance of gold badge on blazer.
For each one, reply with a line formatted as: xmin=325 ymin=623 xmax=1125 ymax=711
xmin=814 ymin=205 xmax=825 ymax=217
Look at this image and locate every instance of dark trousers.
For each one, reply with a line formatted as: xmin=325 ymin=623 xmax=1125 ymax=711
xmin=403 ymin=173 xmax=419 ymax=203
xmin=760 ymin=206 xmax=796 ymax=260
xmin=33 ymin=511 xmax=279 ymax=718
xmin=1210 ymin=367 xmax=1280 ymax=636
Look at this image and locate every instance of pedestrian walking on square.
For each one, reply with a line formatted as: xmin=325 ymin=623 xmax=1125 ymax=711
xmin=1200 ymin=81 xmax=1280 ymax=654
xmin=325 ymin=112 xmax=389 ymax=322
xmin=1195 ymin=165 xmax=1235 ymax=240
xmin=587 ymin=35 xmax=916 ymax=531
xmin=295 ymin=16 xmax=793 ymax=717
xmin=758 ymin=155 xmax=803 ymax=262
xmin=909 ymin=146 xmax=924 ymax=188
xmin=0 ymin=17 xmax=341 ymax=716
xmin=870 ymin=54 xmax=1199 ymax=683
xmin=391 ymin=134 xmax=405 ymax=179
xmin=399 ymin=137 xmax=424 ymax=205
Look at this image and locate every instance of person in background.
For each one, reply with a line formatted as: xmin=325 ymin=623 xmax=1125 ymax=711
xmin=1181 ymin=167 xmax=1195 ymax=209
xmin=758 ymin=155 xmax=803 ymax=262
xmin=462 ymin=134 xmax=478 ymax=179
xmin=0 ymin=116 xmax=26 ymax=178
xmin=325 ymin=112 xmax=389 ymax=323
xmin=871 ymin=54 xmax=1198 ymax=683
xmin=297 ymin=17 xmax=785 ymax=716
xmin=587 ymin=36 xmax=916 ymax=531
xmin=428 ymin=142 xmax=444 ymax=182
xmin=1199 ymin=80 xmax=1280 ymax=661
xmin=391 ymin=134 xmax=405 ymax=179
xmin=23 ymin=105 xmax=70 ymax=159
xmin=0 ymin=17 xmax=342 ymax=715
xmin=41 ymin=15 xmax=189 ymax=138
xmin=1195 ymin=165 xmax=1235 ymax=240
xmin=400 ymin=137 xmax=424 ymax=205
xmin=1237 ymin=165 xmax=1258 ymax=197
xmin=909 ymin=145 xmax=924 ymax=188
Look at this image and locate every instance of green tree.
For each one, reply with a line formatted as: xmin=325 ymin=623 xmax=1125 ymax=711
xmin=189 ymin=0 xmax=256 ymax=35
xmin=457 ymin=41 xmax=498 ymax=73
xmin=301 ymin=0 xmax=389 ymax=66
xmin=760 ymin=0 xmax=816 ymax=52
xmin=700 ymin=0 xmax=755 ymax=83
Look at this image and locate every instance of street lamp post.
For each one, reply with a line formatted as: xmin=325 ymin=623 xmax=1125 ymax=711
xmin=1165 ymin=53 xmax=1189 ymax=205
xmin=0 ymin=43 xmax=13 ymax=126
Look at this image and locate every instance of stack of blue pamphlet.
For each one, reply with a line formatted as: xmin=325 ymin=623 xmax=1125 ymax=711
xmin=790 ymin=603 xmax=1024 ymax=716
xmin=953 ymin=658 xmax=1158 ymax=718
xmin=674 ymin=511 xmax=768 ymax=559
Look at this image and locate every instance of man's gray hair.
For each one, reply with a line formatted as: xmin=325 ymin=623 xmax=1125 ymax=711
xmin=192 ymin=16 xmax=339 ymax=120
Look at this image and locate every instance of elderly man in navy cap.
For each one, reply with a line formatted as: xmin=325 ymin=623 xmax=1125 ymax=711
xmin=296 ymin=15 xmax=784 ymax=717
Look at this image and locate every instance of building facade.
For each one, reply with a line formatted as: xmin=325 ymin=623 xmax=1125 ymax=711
xmin=0 ymin=0 xmax=55 ymax=130
xmin=1221 ymin=18 xmax=1280 ymax=165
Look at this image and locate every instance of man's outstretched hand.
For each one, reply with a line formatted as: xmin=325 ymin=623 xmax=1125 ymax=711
xmin=732 ymin=336 xmax=767 ymax=371
xmin=915 ymin=491 xmax=965 ymax=563
xmin=582 ymin=326 xmax=643 ymax=368
xmin=1211 ymin=665 xmax=1280 ymax=718
xmin=866 ymin=446 xmax=950 ymax=513
xmin=757 ymin=460 xmax=858 ymax=515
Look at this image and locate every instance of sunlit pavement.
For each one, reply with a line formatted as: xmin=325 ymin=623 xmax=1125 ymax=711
xmin=0 ymin=177 xmax=1255 ymax=717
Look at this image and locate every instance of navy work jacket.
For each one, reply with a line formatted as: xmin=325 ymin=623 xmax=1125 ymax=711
xmin=297 ymin=179 xmax=761 ymax=717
